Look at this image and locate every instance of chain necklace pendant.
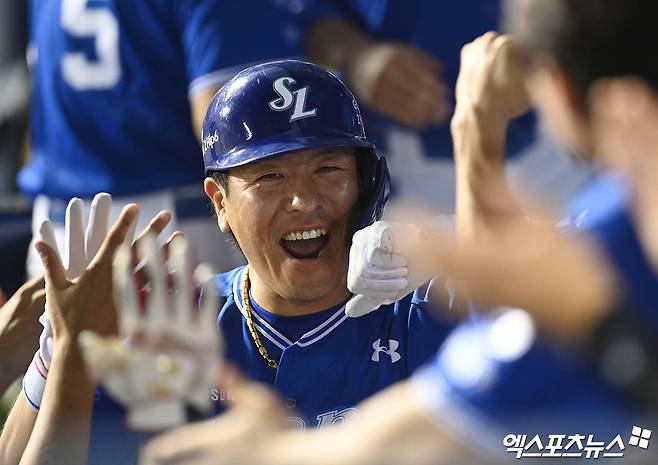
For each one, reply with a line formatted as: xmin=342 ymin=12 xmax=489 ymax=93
xmin=242 ymin=268 xmax=279 ymax=369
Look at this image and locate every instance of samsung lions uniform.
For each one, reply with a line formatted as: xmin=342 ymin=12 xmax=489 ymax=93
xmin=215 ymin=266 xmax=448 ymax=427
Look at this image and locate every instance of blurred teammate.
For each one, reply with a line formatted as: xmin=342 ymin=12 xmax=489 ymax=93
xmin=290 ymin=0 xmax=588 ymax=212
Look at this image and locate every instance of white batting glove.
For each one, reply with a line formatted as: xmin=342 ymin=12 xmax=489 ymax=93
xmin=346 ymin=221 xmax=435 ymax=318
xmin=24 ymin=194 xmax=114 ymax=410
xmin=37 ymin=193 xmax=113 ymax=366
xmin=78 ymin=234 xmax=223 ymax=432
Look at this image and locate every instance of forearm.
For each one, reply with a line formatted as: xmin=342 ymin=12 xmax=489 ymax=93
xmin=19 ymin=339 xmax=96 ymax=465
xmin=452 ymin=112 xmax=523 ymax=239
xmin=0 ymin=394 xmax=38 ymax=465
xmin=266 ymin=383 xmax=455 ymax=465
xmin=304 ymin=17 xmax=373 ymax=74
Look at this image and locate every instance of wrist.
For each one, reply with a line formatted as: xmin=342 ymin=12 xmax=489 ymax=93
xmin=451 ymin=107 xmax=508 ymax=156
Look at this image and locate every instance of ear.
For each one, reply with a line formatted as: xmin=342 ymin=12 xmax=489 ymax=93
xmin=204 ymin=177 xmax=231 ymax=234
xmin=550 ymin=63 xmax=585 ymax=117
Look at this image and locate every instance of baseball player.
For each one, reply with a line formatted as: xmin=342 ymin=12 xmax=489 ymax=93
xmin=3 ymin=60 xmax=450 ymax=465
xmin=140 ymin=9 xmax=658 ymax=463
xmin=199 ymin=59 xmax=450 ymax=427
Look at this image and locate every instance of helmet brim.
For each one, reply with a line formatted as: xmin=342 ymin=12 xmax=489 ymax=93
xmin=204 ymin=133 xmax=376 ymax=174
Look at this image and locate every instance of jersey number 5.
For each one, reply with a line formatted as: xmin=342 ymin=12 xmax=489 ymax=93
xmin=61 ymin=0 xmax=121 ymax=90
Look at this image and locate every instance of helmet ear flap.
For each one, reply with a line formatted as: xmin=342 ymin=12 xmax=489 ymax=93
xmin=354 ymin=150 xmax=390 ymax=229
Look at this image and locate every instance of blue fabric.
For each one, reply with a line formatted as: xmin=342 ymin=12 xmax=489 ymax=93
xmin=22 ymin=0 xmax=300 ymax=200
xmin=215 ymin=266 xmax=447 ymax=426
xmin=290 ymin=0 xmax=537 ymax=159
xmin=564 ymin=175 xmax=658 ymax=332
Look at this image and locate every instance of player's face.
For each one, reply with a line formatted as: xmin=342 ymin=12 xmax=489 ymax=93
xmin=209 ymin=147 xmax=359 ymax=311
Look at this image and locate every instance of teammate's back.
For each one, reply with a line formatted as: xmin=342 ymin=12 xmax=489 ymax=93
xmin=22 ymin=0 xmax=224 ymax=199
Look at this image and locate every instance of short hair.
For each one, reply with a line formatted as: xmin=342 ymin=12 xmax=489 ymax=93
xmin=209 ymin=170 xmax=230 ymax=196
xmin=505 ymin=0 xmax=658 ymax=104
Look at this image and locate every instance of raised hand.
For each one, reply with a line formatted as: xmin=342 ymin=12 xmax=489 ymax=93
xmin=37 ymin=193 xmax=112 ymax=364
xmin=453 ymin=32 xmax=530 ymax=136
xmin=346 ymin=221 xmax=436 ymax=317
xmin=348 ymin=43 xmax=451 ymax=129
xmin=78 ymin=234 xmax=222 ymax=431
xmin=0 ymin=277 xmax=46 ymax=393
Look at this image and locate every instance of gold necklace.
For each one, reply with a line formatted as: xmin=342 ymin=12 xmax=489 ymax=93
xmin=242 ymin=268 xmax=279 ymax=369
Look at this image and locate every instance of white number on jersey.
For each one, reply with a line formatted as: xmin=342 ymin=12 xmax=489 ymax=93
xmin=61 ymin=0 xmax=121 ymax=90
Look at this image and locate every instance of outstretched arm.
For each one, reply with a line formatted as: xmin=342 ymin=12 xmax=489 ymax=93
xmin=19 ymin=205 xmax=140 ymax=465
xmin=452 ymin=33 xmax=530 ymax=240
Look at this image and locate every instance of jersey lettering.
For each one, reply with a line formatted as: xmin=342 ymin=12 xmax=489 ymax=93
xmin=61 ymin=0 xmax=121 ymax=90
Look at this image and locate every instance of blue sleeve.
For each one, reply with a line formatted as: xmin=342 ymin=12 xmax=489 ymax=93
xmin=566 ymin=175 xmax=658 ymax=332
xmin=289 ymin=0 xmax=345 ymax=36
xmin=176 ymin=0 xmax=225 ymax=92
xmin=412 ymin=316 xmax=640 ymax=438
xmin=404 ymin=279 xmax=456 ymax=374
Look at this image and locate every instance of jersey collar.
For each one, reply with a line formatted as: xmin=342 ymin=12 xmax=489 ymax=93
xmin=232 ymin=266 xmax=349 ymax=349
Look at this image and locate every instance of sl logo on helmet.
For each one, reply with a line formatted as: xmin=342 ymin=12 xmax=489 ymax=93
xmin=268 ymin=77 xmax=317 ymax=122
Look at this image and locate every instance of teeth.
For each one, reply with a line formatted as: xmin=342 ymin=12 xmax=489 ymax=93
xmin=283 ymin=228 xmax=328 ymax=241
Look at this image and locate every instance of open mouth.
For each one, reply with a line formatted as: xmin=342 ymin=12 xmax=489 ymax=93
xmin=280 ymin=227 xmax=331 ymax=260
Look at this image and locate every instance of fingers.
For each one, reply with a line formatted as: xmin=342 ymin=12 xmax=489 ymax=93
xmin=29 ymin=288 xmax=47 ymax=317
xmin=345 ymin=294 xmax=385 ymax=318
xmin=78 ymin=330 xmax=126 ymax=380
xmin=113 ymin=243 xmax=142 ymax=335
xmin=169 ymin=236 xmax=193 ymax=327
xmin=93 ymin=204 xmax=140 ymax=269
xmin=139 ymin=233 xmax=169 ymax=330
xmin=131 ymin=210 xmax=172 ymax=272
xmin=86 ymin=193 xmax=112 ymax=262
xmin=194 ymin=263 xmax=220 ymax=342
xmin=65 ymin=198 xmax=87 ymax=278
xmin=38 ymin=219 xmax=60 ymax=257
xmin=133 ymin=210 xmax=173 ymax=252
xmin=34 ymin=240 xmax=69 ymax=290
xmin=18 ymin=275 xmax=46 ymax=296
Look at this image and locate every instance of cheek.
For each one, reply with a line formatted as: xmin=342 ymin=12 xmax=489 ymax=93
xmin=225 ymin=193 xmax=272 ymax=242
xmin=326 ymin=175 xmax=359 ymax=215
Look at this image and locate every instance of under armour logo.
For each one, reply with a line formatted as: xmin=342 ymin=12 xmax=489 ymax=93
xmin=268 ymin=76 xmax=317 ymax=122
xmin=371 ymin=338 xmax=401 ymax=364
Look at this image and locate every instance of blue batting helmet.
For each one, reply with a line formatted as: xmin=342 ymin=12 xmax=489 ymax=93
xmin=201 ymin=59 xmax=390 ymax=228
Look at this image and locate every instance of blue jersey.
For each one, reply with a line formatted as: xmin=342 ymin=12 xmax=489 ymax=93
xmin=22 ymin=0 xmax=299 ymax=199
xmin=214 ymin=266 xmax=447 ymax=427
xmin=290 ymin=0 xmax=536 ymax=159
xmin=84 ymin=265 xmax=447 ymax=464
xmin=411 ymin=175 xmax=655 ymax=452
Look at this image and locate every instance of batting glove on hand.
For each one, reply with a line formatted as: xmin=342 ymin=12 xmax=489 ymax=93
xmin=37 ymin=193 xmax=113 ymax=366
xmin=346 ymin=221 xmax=435 ymax=318
xmin=78 ymin=234 xmax=223 ymax=432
